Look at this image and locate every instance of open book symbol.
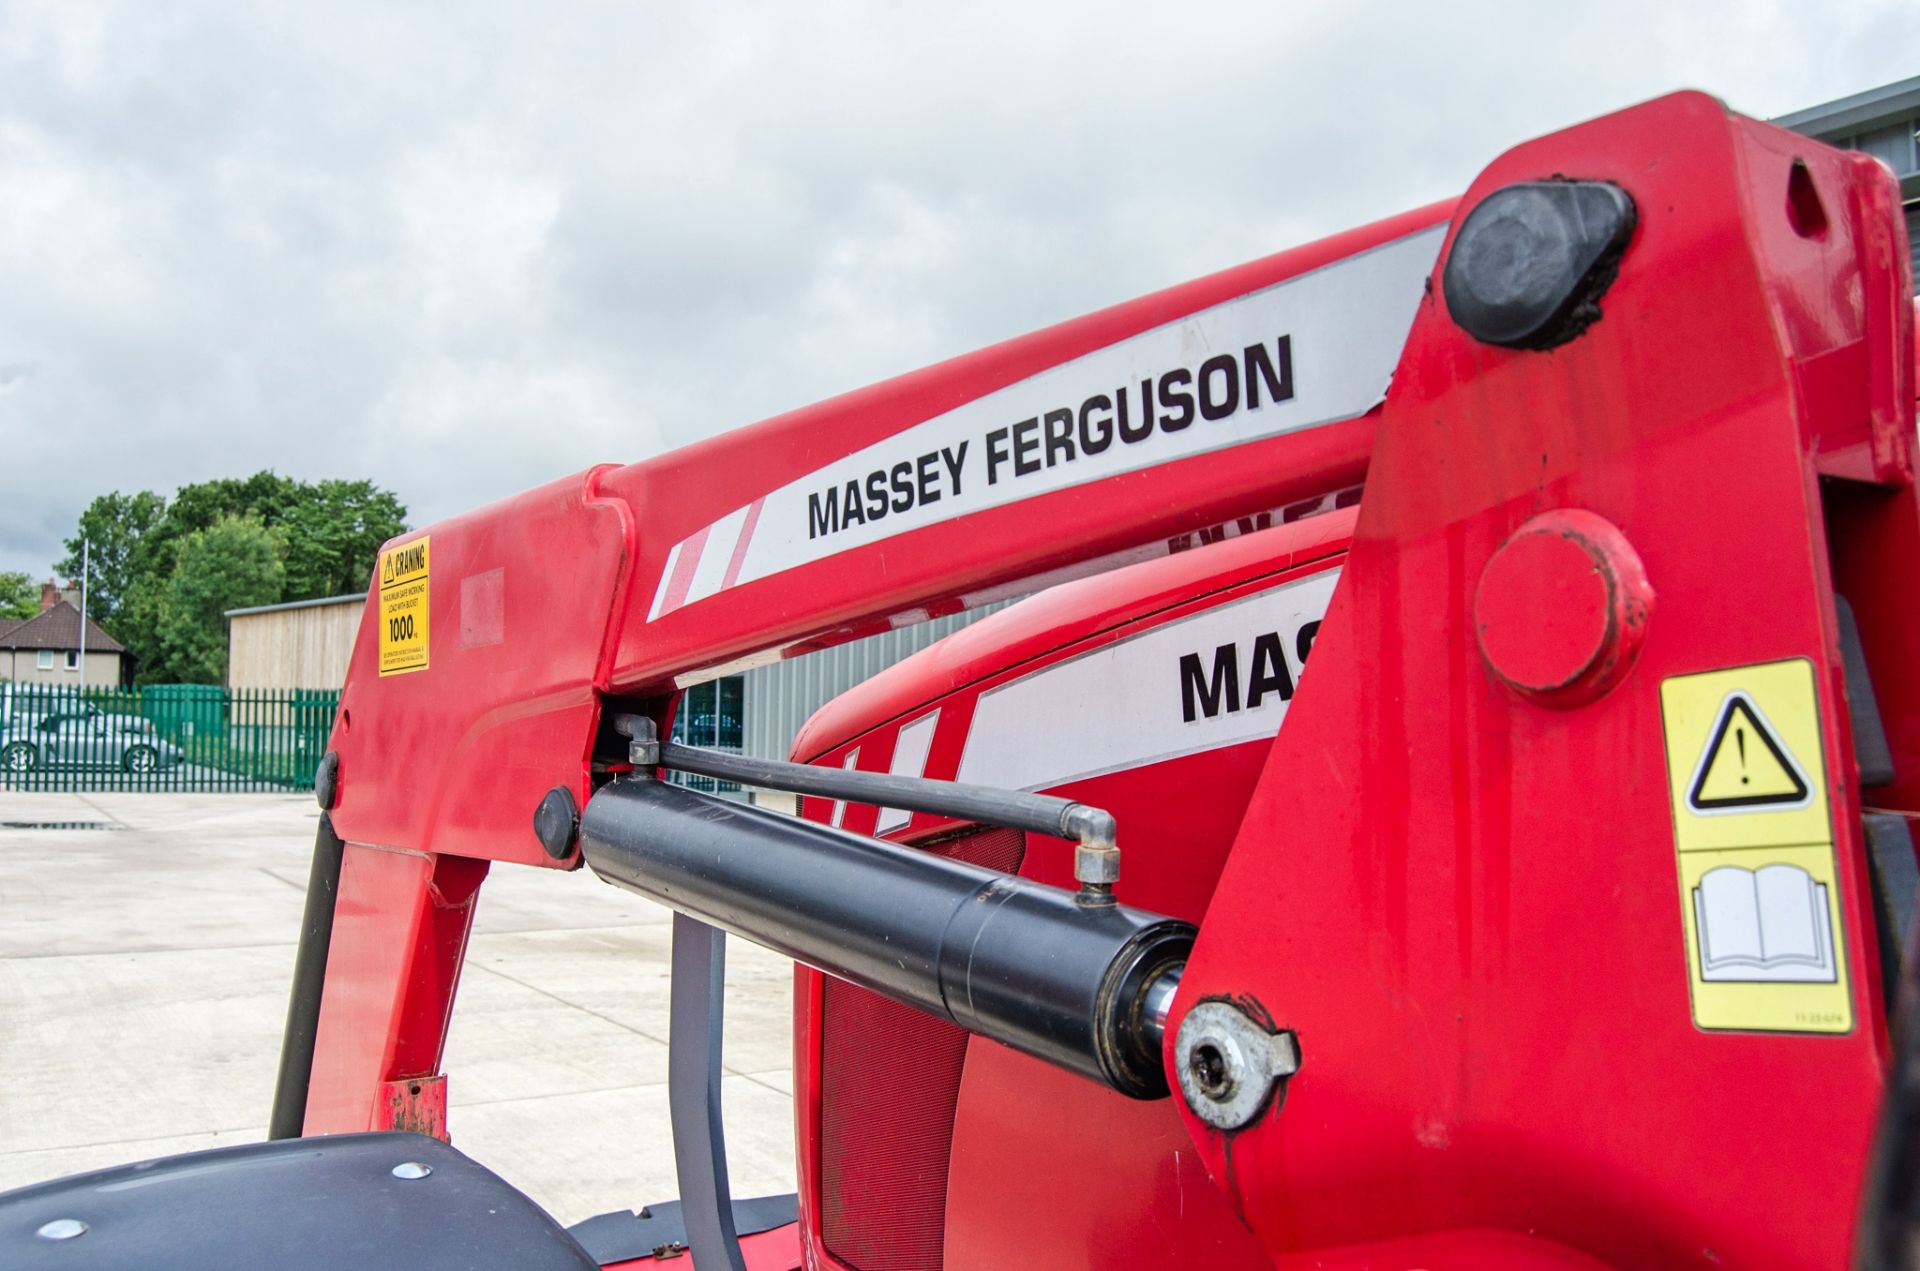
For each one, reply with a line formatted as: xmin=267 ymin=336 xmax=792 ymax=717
xmin=1692 ymin=863 xmax=1836 ymax=983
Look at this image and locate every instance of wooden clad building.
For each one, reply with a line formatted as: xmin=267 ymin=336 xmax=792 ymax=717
xmin=225 ymin=594 xmax=363 ymax=690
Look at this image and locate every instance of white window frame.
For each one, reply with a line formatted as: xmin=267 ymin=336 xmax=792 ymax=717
xmin=64 ymin=651 xmax=80 ymax=672
xmin=36 ymin=650 xmax=53 ymax=671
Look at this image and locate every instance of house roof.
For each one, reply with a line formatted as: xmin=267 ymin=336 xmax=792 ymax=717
xmin=0 ymin=601 xmax=125 ymax=654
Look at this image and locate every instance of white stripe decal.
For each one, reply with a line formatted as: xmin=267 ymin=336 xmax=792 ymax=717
xmin=875 ymin=710 xmax=940 ymax=835
xmin=645 ymin=226 xmax=1440 ymax=621
xmin=955 ymin=568 xmax=1339 ymax=793
xmin=683 ymin=503 xmax=751 ymax=611
xmin=829 ymin=748 xmax=860 ymax=829
xmin=647 ymin=540 xmax=687 ymax=621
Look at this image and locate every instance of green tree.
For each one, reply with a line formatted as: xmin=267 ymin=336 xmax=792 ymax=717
xmin=54 ymin=490 xmax=167 ymax=623
xmin=161 ymin=473 xmax=302 ymax=545
xmin=55 ymin=472 xmax=409 ymax=683
xmin=152 ymin=516 xmax=287 ymax=684
xmin=124 ymin=476 xmax=298 ymax=679
xmin=279 ymin=480 xmax=407 ymax=598
xmin=0 ymin=571 xmax=36 ymax=620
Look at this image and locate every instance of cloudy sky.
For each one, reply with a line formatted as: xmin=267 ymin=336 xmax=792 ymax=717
xmin=0 ymin=2 xmax=1910 ymax=578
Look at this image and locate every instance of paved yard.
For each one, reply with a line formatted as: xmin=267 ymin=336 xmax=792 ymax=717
xmin=0 ymin=791 xmax=796 ymax=1226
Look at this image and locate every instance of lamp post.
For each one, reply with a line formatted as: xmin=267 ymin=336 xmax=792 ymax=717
xmin=76 ymin=538 xmax=88 ymax=691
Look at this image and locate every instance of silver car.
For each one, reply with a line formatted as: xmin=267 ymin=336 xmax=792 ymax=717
xmin=0 ymin=706 xmax=184 ymax=775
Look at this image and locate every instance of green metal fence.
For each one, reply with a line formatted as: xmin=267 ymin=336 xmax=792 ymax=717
xmin=664 ymin=675 xmax=746 ymax=797
xmin=0 ymin=683 xmax=338 ymax=793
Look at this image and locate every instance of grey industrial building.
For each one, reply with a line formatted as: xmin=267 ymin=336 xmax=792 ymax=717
xmin=684 ymin=600 xmax=1013 ymax=767
xmin=1779 ymin=75 xmax=1920 ymax=294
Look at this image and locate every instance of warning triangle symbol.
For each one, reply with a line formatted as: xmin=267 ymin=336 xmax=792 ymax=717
xmin=1688 ymin=692 xmax=1810 ymax=812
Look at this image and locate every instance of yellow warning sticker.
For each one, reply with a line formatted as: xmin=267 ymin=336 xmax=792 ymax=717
xmin=377 ymin=536 xmax=430 ymax=677
xmin=1659 ymin=658 xmax=1849 ymax=1033
xmin=1689 ymin=694 xmax=1811 ymax=811
xmin=1663 ymin=660 xmax=1831 ymax=852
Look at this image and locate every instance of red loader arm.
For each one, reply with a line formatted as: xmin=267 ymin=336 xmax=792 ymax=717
xmin=296 ymin=92 xmax=1918 ymax=1270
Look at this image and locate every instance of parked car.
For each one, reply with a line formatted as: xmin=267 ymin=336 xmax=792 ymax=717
xmin=0 ymin=705 xmax=184 ymax=774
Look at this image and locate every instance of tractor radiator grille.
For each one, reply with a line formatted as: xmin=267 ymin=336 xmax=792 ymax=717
xmin=819 ymin=827 xmax=1026 ymax=1271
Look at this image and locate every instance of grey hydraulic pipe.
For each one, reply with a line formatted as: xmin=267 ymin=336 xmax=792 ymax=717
xmin=653 ymin=737 xmax=1120 ymax=899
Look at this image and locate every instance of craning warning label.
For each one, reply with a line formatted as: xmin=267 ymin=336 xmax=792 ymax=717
xmin=1659 ymin=659 xmax=1849 ymax=1034
xmin=377 ymin=536 xmax=430 ymax=677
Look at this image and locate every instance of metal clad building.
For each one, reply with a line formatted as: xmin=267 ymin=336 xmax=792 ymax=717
xmin=741 ymin=601 xmax=1015 ymax=761
xmin=1779 ymin=75 xmax=1920 ymax=293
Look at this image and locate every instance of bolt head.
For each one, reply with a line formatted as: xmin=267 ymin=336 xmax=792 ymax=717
xmin=1074 ymin=843 xmax=1121 ymax=886
xmin=36 ymin=1218 xmax=88 ymax=1240
xmin=1190 ymin=1041 xmax=1236 ymax=1100
xmin=1174 ymin=1000 xmax=1301 ymax=1131
xmin=391 ymin=1161 xmax=432 ymax=1180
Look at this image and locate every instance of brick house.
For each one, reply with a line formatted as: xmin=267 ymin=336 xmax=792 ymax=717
xmin=0 ymin=580 xmax=128 ymax=684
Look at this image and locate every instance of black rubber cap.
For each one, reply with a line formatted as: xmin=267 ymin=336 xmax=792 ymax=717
xmin=533 ymin=786 xmax=579 ymax=861
xmin=314 ymin=751 xmax=340 ymax=810
xmin=1442 ymin=180 xmax=1636 ymax=350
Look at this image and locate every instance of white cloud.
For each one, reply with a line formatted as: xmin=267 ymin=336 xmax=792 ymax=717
xmin=0 ymin=0 xmax=1911 ymax=574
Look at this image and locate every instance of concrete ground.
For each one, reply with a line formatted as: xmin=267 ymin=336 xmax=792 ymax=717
xmin=0 ymin=791 xmax=796 ymax=1226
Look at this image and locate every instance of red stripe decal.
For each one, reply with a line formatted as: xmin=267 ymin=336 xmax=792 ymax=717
xmin=721 ymin=498 xmax=765 ymax=591
xmin=659 ymin=525 xmax=711 ymax=617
